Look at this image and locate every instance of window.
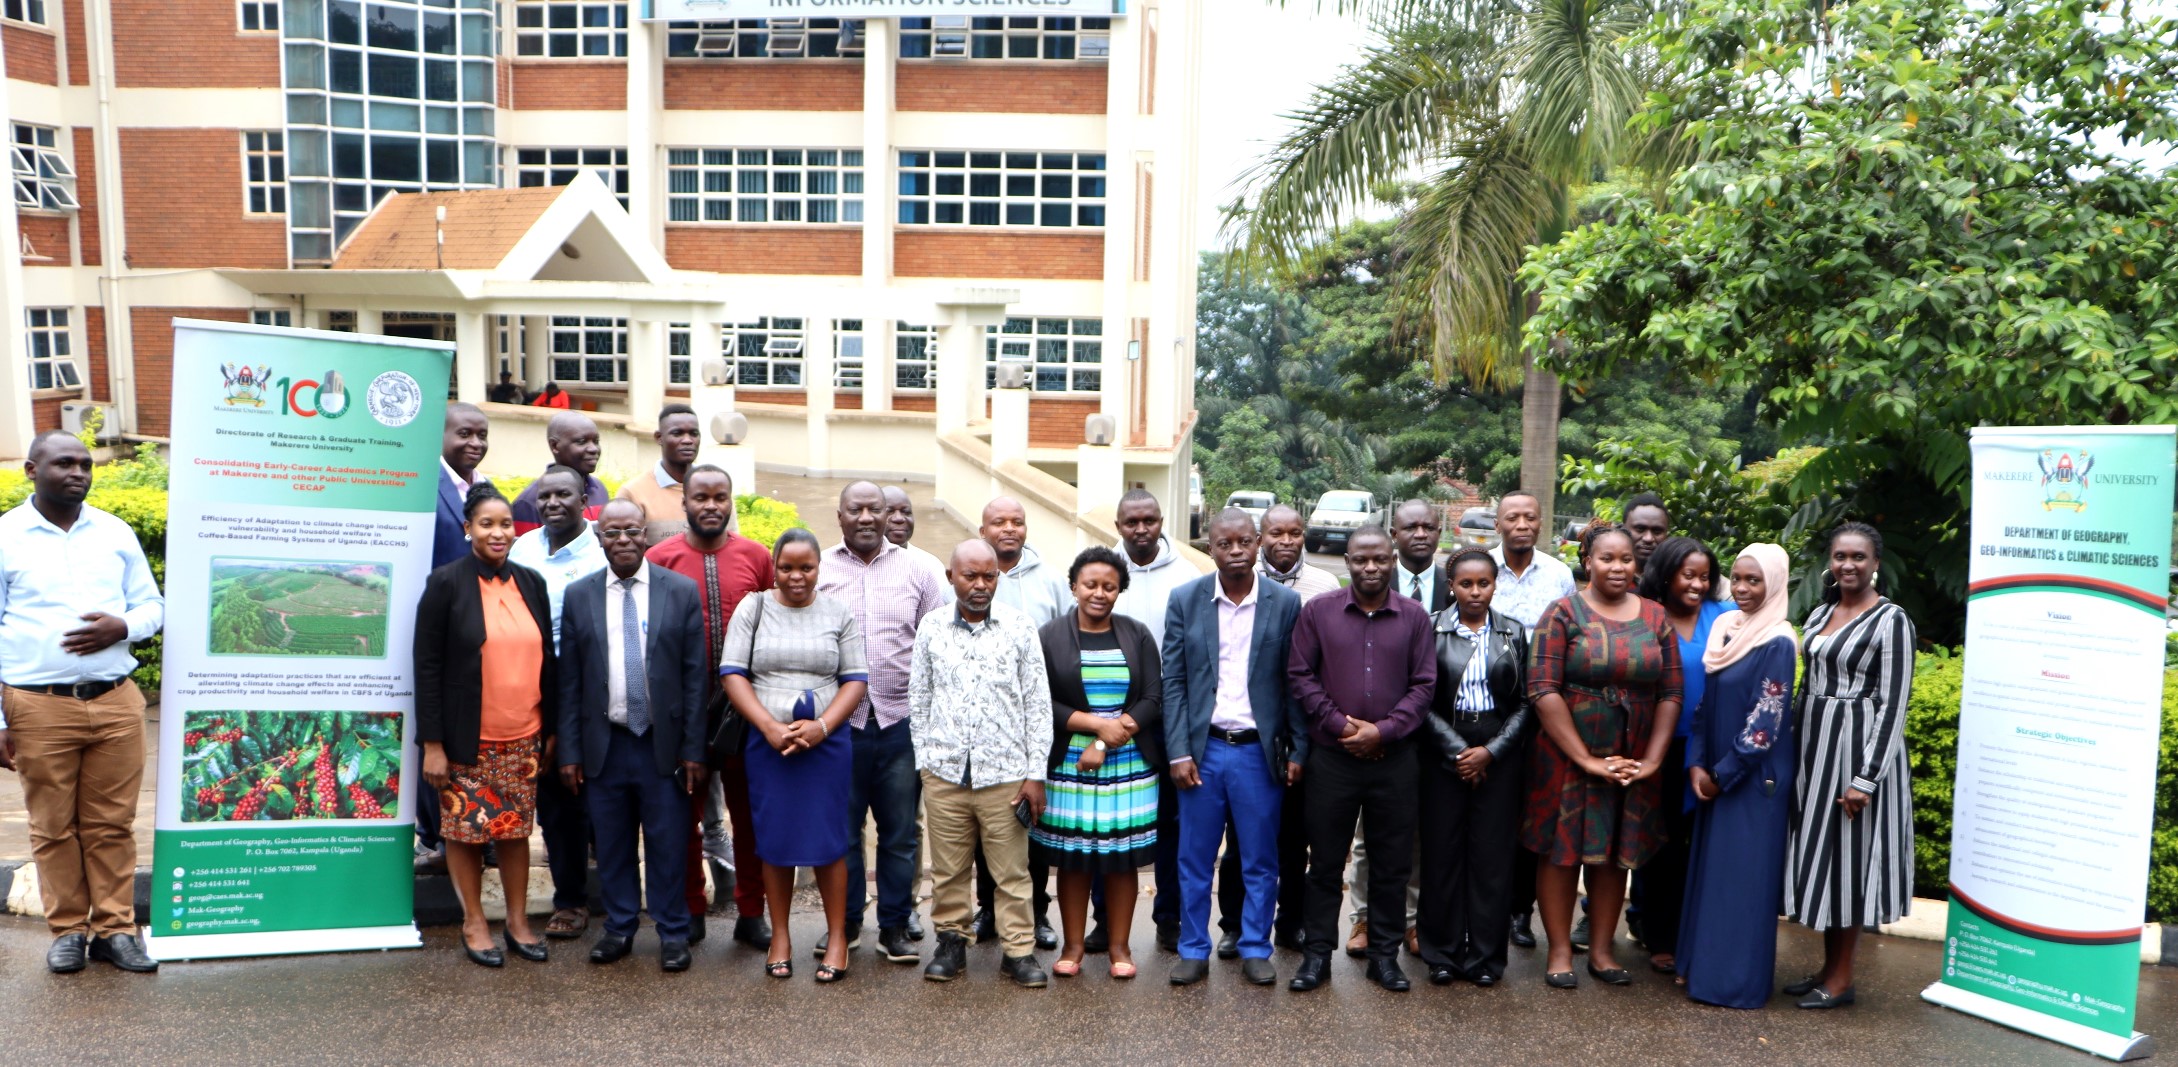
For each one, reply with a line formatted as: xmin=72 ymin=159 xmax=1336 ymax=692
xmin=987 ymin=316 xmax=1102 ymax=393
xmin=511 ymin=147 xmax=629 ymax=209
xmin=550 ymin=316 xmax=627 ymax=383
xmin=667 ymin=18 xmax=864 ymax=58
xmin=12 ymin=125 xmax=78 ymax=212
xmin=25 ymin=308 xmax=78 ymax=391
xmin=668 ymin=323 xmax=692 ymax=386
xmin=727 ymin=317 xmax=804 ymax=387
xmin=250 ymin=309 xmax=295 ymax=326
xmin=239 ymin=0 xmax=278 ymax=31
xmin=283 ymin=0 xmax=499 ymax=262
xmin=666 ymin=148 xmax=862 ymax=224
xmin=514 ymin=0 xmax=626 ymax=58
xmin=4 ymin=0 xmax=46 ymax=25
xmin=898 ymin=16 xmax=1108 ymax=60
xmin=243 ymin=132 xmax=288 ymax=214
xmin=828 ymin=320 xmax=936 ymax=391
xmin=896 ymin=150 xmax=1104 ymax=228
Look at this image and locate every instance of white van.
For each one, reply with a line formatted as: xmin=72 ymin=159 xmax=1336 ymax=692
xmin=1305 ymin=490 xmax=1379 ymax=553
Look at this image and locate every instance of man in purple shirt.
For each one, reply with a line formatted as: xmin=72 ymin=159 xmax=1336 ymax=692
xmin=1286 ymin=525 xmax=1436 ymax=993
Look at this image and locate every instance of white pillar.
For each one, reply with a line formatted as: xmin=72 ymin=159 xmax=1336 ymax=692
xmin=0 ymin=57 xmax=31 ymax=456
xmin=626 ymin=20 xmax=663 ymax=249
xmin=860 ymin=19 xmax=896 ymax=413
xmin=933 ymin=308 xmax=976 ymax=437
xmin=990 ymin=383 xmax=1030 ymax=467
xmin=627 ymin=317 xmax=666 ymax=432
xmin=521 ymin=314 xmax=551 ymax=392
xmin=453 ymin=310 xmax=488 ymax=405
xmin=357 ymin=308 xmax=384 ymax=335
xmin=1075 ymin=442 xmax=1124 ymax=519
xmin=803 ymin=315 xmax=834 ymax=473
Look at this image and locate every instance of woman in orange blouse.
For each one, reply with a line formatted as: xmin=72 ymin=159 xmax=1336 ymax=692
xmin=415 ymin=483 xmax=561 ymax=967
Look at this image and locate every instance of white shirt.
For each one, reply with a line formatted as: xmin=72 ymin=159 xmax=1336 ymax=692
xmin=440 ymin=458 xmax=486 ymax=494
xmin=1210 ymin=575 xmax=1259 ymax=733
xmin=604 ymin=562 xmax=652 ymax=727
xmin=0 ymin=502 xmax=164 ymax=727
xmin=1488 ymin=544 xmax=1577 ymax=636
xmin=508 ymin=524 xmax=606 ymax=652
xmin=1397 ymin=559 xmax=1440 ymax=608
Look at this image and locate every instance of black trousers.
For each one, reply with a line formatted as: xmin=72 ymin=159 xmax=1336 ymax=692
xmin=1414 ymin=746 xmax=1524 ymax=980
xmin=536 ymin=763 xmax=594 ymax=912
xmin=1303 ymin=741 xmax=1417 ymax=963
xmin=1630 ymin=736 xmax=1692 ymax=956
xmin=1218 ymin=775 xmax=1307 ymax=937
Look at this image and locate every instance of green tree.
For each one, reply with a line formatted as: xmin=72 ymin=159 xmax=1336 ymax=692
xmin=1199 ymin=406 xmax=1294 ymax=514
xmin=1522 ymin=0 xmax=2178 ymax=641
xmin=1230 ymin=1 xmax=1667 ymax=533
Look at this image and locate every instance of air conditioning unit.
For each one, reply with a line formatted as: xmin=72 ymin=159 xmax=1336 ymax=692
xmin=60 ymin=402 xmax=115 ymax=442
xmin=995 ymin=360 xmax=1032 ymax=390
xmin=710 ymin=410 xmax=749 ymax=446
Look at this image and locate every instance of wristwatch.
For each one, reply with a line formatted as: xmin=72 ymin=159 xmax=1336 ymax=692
xmin=1091 ymin=739 xmax=1108 ymax=752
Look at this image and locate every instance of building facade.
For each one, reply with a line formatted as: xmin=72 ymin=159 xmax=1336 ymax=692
xmin=0 ymin=1 xmax=1201 ymax=528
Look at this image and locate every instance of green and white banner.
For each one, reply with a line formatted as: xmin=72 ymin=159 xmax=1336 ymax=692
xmin=145 ymin=320 xmax=450 ymax=960
xmin=1923 ymin=425 xmax=2175 ymax=1061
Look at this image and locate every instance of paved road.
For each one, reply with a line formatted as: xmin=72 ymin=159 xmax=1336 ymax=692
xmin=0 ymin=907 xmax=2153 ymax=1064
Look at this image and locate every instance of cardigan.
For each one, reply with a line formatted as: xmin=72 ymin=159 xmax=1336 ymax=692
xmin=413 ymin=553 xmax=560 ymax=765
xmin=1037 ymin=609 xmax=1165 ymax=773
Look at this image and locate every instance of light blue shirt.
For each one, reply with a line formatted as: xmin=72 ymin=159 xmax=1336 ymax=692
xmin=508 ymin=523 xmax=605 ymax=652
xmin=0 ymin=501 xmax=165 ymax=726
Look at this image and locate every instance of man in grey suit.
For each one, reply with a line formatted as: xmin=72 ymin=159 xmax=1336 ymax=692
xmin=1163 ymin=508 xmax=1308 ymax=988
xmin=556 ymin=500 xmax=711 ymax=972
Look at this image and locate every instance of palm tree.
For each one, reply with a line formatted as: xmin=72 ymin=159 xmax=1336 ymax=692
xmin=1228 ymin=0 xmax=1663 ymax=531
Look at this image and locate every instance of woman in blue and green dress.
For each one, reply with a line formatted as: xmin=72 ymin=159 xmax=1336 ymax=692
xmin=1033 ymin=546 xmax=1163 ymax=980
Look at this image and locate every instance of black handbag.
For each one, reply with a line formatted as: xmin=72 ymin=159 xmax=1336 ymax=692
xmin=704 ymin=595 xmax=761 ymax=763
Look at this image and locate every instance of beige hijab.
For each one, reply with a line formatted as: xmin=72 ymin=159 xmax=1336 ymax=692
xmin=1703 ymin=543 xmax=1798 ymax=672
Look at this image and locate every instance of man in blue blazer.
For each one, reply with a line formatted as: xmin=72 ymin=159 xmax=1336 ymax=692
xmin=555 ymin=500 xmax=710 ymax=971
xmin=434 ymin=403 xmax=489 ymax=570
xmin=1163 ymin=508 xmax=1307 ymax=988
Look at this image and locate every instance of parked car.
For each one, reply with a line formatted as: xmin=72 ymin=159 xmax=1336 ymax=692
xmin=1225 ymin=491 xmax=1276 ymax=526
xmin=1189 ymin=468 xmax=1204 ymax=539
xmin=1453 ymin=507 xmax=1500 ymax=551
xmin=1305 ymin=490 xmax=1379 ymax=553
xmin=1559 ymin=519 xmax=1590 ymax=552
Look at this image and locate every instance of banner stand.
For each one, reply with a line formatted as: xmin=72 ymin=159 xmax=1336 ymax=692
xmin=1924 ymin=984 xmax=2153 ymax=1061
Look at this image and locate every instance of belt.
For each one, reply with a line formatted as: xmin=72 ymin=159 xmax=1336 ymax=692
xmin=8 ymin=678 xmax=124 ymax=701
xmin=1207 ymin=725 xmax=1259 ymax=745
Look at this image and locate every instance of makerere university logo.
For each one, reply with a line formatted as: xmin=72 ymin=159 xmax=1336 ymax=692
xmin=2038 ymin=449 xmax=2094 ymax=512
xmin=220 ymin=364 xmax=273 ymax=407
xmin=365 ymin=371 xmax=423 ymax=428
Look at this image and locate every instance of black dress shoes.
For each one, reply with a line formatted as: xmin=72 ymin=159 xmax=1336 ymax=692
xmin=1242 ymin=957 xmax=1277 ymax=986
xmin=47 ymin=933 xmax=88 ymax=974
xmin=1289 ymin=955 xmax=1330 ymax=992
xmin=1170 ymin=957 xmax=1210 ymax=986
xmin=1083 ymin=923 xmax=1109 ymax=955
xmin=1216 ymin=930 xmax=1240 ymax=959
xmin=731 ymin=915 xmax=771 ymax=948
xmin=463 ymin=941 xmax=504 ymax=968
xmin=1798 ymin=986 xmax=1856 ymax=1009
xmin=1428 ymin=965 xmax=1457 ymax=986
xmin=660 ymin=940 xmax=692 ymax=972
xmin=589 ymin=934 xmax=634 ymax=964
xmin=1509 ymin=912 xmax=1537 ymax=949
xmin=907 ymin=910 xmax=926 ymax=940
xmin=1274 ymin=927 xmax=1307 ymax=952
xmin=1156 ymin=920 xmax=1180 ymax=952
xmin=877 ymin=927 xmax=919 ymax=964
xmin=1001 ymin=953 xmax=1048 ymax=988
xmin=1034 ymin=920 xmax=1058 ymax=952
xmin=688 ymin=914 xmax=706 ymax=944
xmin=1587 ymin=962 xmax=1632 ymax=986
xmin=90 ymin=933 xmax=158 ymax=973
xmin=924 ymin=932 xmax=967 ymax=982
xmin=1474 ymin=972 xmax=1500 ymax=987
xmin=973 ymin=907 xmax=998 ymax=944
xmin=503 ymin=931 xmax=548 ymax=963
xmin=1366 ymin=959 xmax=1412 ymax=992
xmin=1782 ymin=973 xmax=1824 ymax=996
xmin=1544 ymin=970 xmax=1578 ymax=989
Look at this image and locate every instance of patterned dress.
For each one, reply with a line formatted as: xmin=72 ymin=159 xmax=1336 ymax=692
xmin=1784 ymin=599 xmax=1916 ymax=929
xmin=1033 ymin=629 xmax=1158 ymax=873
xmin=1521 ymin=595 xmax=1684 ymax=869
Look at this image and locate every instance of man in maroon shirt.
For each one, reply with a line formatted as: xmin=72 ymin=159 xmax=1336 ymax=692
xmin=645 ymin=464 xmax=775 ymax=947
xmin=1286 ymin=525 xmax=1436 ymax=993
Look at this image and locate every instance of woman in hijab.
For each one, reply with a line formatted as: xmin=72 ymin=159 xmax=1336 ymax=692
xmin=1676 ymin=543 xmax=1799 ymax=1009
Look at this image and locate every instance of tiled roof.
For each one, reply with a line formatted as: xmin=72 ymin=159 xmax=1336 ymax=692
xmin=330 ymin=186 xmax=564 ymax=271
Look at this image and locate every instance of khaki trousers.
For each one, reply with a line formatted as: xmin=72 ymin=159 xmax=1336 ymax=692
xmin=6 ymin=681 xmax=147 ymax=937
xmin=922 ymin=772 xmax=1034 ymax=956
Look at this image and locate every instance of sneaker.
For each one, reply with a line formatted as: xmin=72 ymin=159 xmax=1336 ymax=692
xmin=878 ymin=927 xmax=919 ymax=964
xmin=924 ymin=932 xmax=967 ymax=982
xmin=907 ymin=910 xmax=926 ymax=941
xmin=1570 ymin=914 xmax=1591 ymax=952
xmin=702 ymin=826 xmax=733 ymax=868
xmin=1001 ymin=953 xmax=1049 ymax=988
xmin=814 ymin=926 xmax=863 ymax=959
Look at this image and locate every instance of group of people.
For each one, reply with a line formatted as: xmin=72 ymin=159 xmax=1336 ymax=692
xmin=0 ymin=402 xmax=1916 ymax=1012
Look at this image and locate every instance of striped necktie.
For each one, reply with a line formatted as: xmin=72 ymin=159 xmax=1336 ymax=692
xmin=620 ymin=577 xmax=650 ymax=736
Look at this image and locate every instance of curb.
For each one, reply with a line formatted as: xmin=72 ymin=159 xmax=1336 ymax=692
xmin=0 ymin=861 xmax=607 ymax=928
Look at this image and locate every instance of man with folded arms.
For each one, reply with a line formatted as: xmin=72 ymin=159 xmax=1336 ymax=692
xmin=0 ymin=432 xmax=165 ymax=974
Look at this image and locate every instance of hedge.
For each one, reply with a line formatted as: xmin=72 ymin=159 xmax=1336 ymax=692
xmin=1907 ymin=648 xmax=2178 ymax=922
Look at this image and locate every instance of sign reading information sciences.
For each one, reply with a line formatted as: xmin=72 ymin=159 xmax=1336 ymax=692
xmin=145 ymin=320 xmax=450 ymax=961
xmin=643 ymin=0 xmax=1123 ymax=21
xmin=1923 ymin=425 xmax=2175 ymax=1061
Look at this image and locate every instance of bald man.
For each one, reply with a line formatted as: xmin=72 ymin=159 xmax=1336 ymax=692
xmin=980 ymin=497 xmax=1070 ymax=628
xmin=511 ymin=412 xmax=609 ymax=536
xmin=911 ymin=539 xmax=1053 ymax=987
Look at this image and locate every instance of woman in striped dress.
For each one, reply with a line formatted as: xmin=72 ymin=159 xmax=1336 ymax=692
xmin=1033 ymin=546 xmax=1163 ymax=979
xmin=1782 ymin=522 xmax=1916 ymax=1009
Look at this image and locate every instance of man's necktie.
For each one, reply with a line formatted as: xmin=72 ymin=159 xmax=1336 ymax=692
xmin=1410 ymin=573 xmax=1424 ymax=602
xmin=620 ymin=577 xmax=650 ymax=735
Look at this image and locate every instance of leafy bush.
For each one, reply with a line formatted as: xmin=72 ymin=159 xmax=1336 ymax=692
xmin=734 ymin=494 xmax=800 ymax=549
xmin=1905 ymin=648 xmax=2178 ymax=921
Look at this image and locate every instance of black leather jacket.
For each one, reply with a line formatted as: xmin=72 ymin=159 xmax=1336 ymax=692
xmin=1421 ymin=607 xmax=1532 ymax=767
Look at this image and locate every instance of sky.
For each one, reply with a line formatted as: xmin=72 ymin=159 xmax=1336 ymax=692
xmin=1191 ymin=3 xmax=1373 ymax=249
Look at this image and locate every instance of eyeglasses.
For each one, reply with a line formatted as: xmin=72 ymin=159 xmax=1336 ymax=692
xmin=598 ymin=528 xmax=645 ymax=542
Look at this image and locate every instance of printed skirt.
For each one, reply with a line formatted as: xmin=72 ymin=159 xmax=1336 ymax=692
xmin=441 ymin=735 xmax=541 ymax=844
xmin=1032 ymin=736 xmax=1157 ymax=874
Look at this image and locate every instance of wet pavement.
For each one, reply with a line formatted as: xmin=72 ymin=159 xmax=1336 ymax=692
xmin=0 ymin=903 xmax=2164 ymax=1065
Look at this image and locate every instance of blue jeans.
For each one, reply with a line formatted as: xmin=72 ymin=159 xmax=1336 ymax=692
xmin=1176 ymin=738 xmax=1281 ymax=961
xmin=847 ymin=718 xmax=921 ymax=930
xmin=584 ymin=727 xmax=692 ymax=941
